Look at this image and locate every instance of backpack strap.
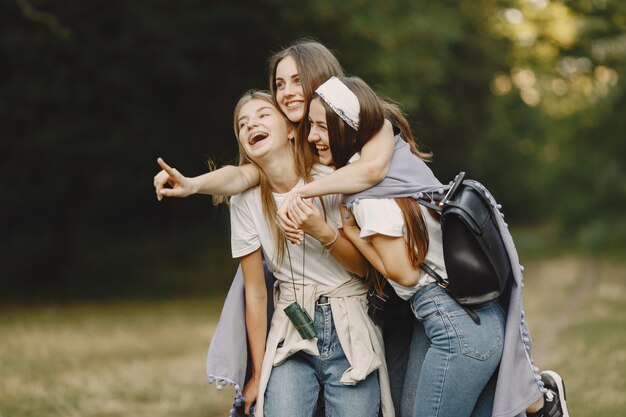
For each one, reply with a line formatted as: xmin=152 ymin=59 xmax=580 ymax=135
xmin=420 ymin=263 xmax=481 ymax=325
xmin=419 ymin=262 xmax=447 ymax=289
xmin=416 ymin=199 xmax=441 ymax=212
xmin=415 ymin=171 xmax=466 ymax=212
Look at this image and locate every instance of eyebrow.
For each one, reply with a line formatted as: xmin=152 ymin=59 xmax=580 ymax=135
xmin=237 ymin=106 xmax=274 ymax=124
xmin=276 ymin=73 xmax=299 ymax=81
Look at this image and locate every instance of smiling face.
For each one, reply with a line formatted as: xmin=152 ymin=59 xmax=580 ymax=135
xmin=236 ymin=98 xmax=293 ymax=163
xmin=307 ymin=98 xmax=333 ymax=166
xmin=275 ymin=56 xmax=306 ymax=123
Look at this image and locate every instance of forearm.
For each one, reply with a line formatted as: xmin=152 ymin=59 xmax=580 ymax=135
xmin=193 ymin=164 xmax=260 ymax=196
xmin=323 ymin=230 xmax=368 ymax=277
xmin=341 ymin=226 xmax=390 ymax=277
xmin=240 ymin=250 xmax=268 ymax=379
xmin=296 ymin=119 xmax=394 ymax=198
xmin=369 ymin=234 xmax=421 ymax=287
xmin=305 ymin=220 xmax=367 ymax=277
xmin=245 ymin=293 xmax=267 ymax=378
xmin=295 ymin=163 xmax=384 ymax=198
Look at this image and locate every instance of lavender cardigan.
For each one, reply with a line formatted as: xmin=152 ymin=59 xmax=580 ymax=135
xmin=206 ymin=135 xmax=546 ymax=417
xmin=344 ymin=135 xmax=546 ymax=417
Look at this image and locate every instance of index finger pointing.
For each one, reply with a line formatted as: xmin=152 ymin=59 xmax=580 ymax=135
xmin=157 ymin=157 xmax=176 ymax=176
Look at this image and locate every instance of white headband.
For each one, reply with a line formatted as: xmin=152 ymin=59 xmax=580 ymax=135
xmin=315 ymin=77 xmax=360 ymax=130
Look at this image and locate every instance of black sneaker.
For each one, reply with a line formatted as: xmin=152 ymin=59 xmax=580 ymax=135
xmin=540 ymin=370 xmax=570 ymax=417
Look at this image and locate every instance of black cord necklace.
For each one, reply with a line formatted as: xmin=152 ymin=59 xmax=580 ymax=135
xmin=283 ymin=235 xmax=316 ymax=339
xmin=286 ymin=235 xmax=305 ymax=307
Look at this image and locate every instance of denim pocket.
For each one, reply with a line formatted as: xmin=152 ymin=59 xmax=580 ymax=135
xmin=448 ymin=302 xmax=504 ymax=361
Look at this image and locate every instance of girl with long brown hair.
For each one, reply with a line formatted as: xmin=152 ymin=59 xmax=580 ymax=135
xmin=153 ymin=40 xmax=395 ymax=202
xmin=227 ymin=90 xmax=391 ymax=417
xmin=152 ymin=41 xmax=400 ymax=416
xmin=297 ymin=75 xmax=568 ymax=417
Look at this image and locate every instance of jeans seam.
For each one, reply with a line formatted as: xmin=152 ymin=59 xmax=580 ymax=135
xmin=436 ymin=300 xmax=453 ymax=416
xmin=321 ymin=305 xmax=333 ymax=359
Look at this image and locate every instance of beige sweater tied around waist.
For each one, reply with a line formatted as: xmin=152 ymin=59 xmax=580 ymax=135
xmin=254 ymin=277 xmax=395 ymax=417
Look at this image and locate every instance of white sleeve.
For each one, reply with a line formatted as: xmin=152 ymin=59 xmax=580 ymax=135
xmin=323 ymin=194 xmax=342 ymax=230
xmin=351 ymin=198 xmax=405 ymax=239
xmin=229 ymin=194 xmax=261 ymax=258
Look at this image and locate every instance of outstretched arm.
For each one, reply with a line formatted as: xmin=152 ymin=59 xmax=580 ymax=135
xmin=296 ymin=119 xmax=394 ymax=198
xmin=154 ymin=157 xmax=260 ymax=201
xmin=239 ymin=249 xmax=268 ymax=415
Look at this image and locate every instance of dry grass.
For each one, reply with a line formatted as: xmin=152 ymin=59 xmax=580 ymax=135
xmin=1 ymin=256 xmax=625 ymax=417
xmin=0 ymin=299 xmax=234 ymax=417
xmin=523 ymin=256 xmax=626 ymax=417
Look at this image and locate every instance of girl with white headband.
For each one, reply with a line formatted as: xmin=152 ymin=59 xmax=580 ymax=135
xmin=154 ymin=40 xmax=395 ymax=207
xmin=298 ymin=75 xmax=569 ymax=417
xmin=227 ymin=90 xmax=393 ymax=417
xmin=152 ymin=41 xmax=400 ymax=417
xmin=152 ymin=40 xmax=566 ymax=416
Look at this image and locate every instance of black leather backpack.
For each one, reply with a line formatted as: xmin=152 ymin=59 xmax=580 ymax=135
xmin=419 ymin=172 xmax=512 ymax=307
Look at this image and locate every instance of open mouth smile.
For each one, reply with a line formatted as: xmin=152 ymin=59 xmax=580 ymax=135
xmin=285 ymin=101 xmax=303 ymax=109
xmin=249 ymin=131 xmax=269 ymax=146
xmin=316 ymin=144 xmax=329 ymax=154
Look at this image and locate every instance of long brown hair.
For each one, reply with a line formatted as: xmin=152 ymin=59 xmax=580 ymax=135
xmin=231 ymin=90 xmax=294 ymax=267
xmin=268 ymin=39 xmax=345 ymax=180
xmin=317 ymin=77 xmax=432 ymax=293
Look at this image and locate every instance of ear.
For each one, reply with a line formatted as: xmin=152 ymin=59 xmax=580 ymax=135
xmin=287 ymin=126 xmax=296 ymax=142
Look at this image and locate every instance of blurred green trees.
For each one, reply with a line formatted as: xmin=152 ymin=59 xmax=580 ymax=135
xmin=2 ymin=0 xmax=624 ymax=299
xmin=485 ymin=0 xmax=626 ymax=248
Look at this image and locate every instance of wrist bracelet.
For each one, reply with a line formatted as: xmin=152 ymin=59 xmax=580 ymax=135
xmin=322 ymin=229 xmax=340 ymax=257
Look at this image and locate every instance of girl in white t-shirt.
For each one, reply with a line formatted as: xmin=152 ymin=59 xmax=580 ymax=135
xmin=152 ymin=40 xmax=567 ymax=417
xmin=152 ymin=40 xmax=399 ymax=416
xmin=295 ymin=75 xmax=569 ymax=417
xmin=153 ymin=40 xmax=395 ymax=208
xmin=303 ymin=76 xmax=507 ymax=417
xmin=227 ymin=90 xmax=393 ymax=417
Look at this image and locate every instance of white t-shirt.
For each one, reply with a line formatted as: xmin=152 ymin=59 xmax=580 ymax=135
xmin=351 ymin=198 xmax=447 ymax=300
xmin=230 ymin=164 xmax=356 ymax=287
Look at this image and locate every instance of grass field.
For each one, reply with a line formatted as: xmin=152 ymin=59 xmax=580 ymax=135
xmin=0 ymin=298 xmax=235 ymax=417
xmin=1 ymin=256 xmax=624 ymax=417
xmin=523 ymin=256 xmax=626 ymax=417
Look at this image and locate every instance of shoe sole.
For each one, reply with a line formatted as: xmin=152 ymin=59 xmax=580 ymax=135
xmin=542 ymin=370 xmax=570 ymax=417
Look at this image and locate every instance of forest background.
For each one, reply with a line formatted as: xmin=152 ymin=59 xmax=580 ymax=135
xmin=2 ymin=0 xmax=625 ymax=298
xmin=1 ymin=0 xmax=625 ymax=416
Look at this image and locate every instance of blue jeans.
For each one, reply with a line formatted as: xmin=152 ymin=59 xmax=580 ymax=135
xmin=386 ymin=284 xmax=505 ymax=417
xmin=382 ymin=297 xmax=416 ymax=411
xmin=264 ymin=303 xmax=380 ymax=417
